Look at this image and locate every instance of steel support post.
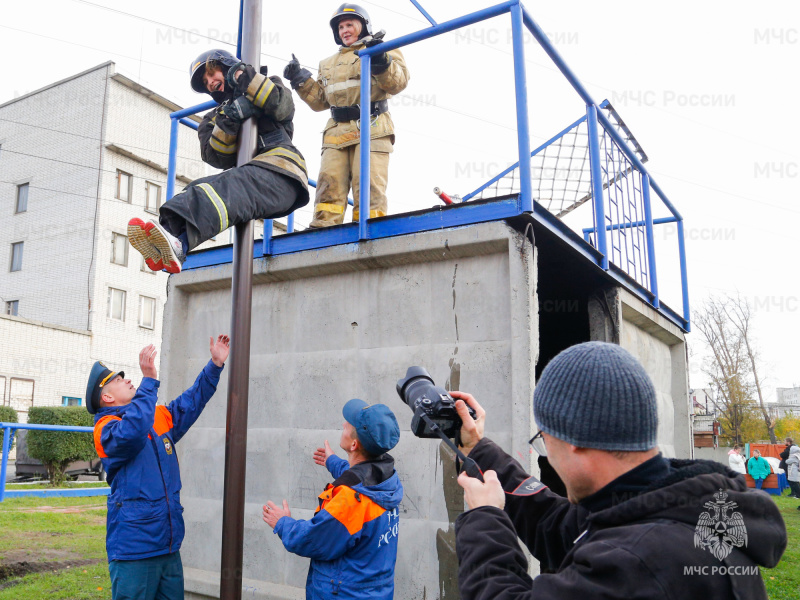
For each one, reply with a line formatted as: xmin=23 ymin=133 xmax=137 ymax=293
xmin=642 ymin=174 xmax=660 ymax=309
xmin=677 ymin=219 xmax=691 ymax=331
xmin=166 ymin=118 xmax=179 ymax=200
xmin=586 ymin=104 xmax=609 ymax=270
xmin=358 ymin=54 xmax=372 ymax=240
xmin=510 ymin=2 xmax=532 ymax=213
xmin=219 ymin=0 xmax=261 ymax=597
xmin=0 ymin=427 xmax=10 ymax=503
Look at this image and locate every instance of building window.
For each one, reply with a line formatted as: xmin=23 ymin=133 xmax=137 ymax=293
xmin=111 ymin=232 xmax=129 ymax=266
xmin=141 ymin=255 xmax=155 ymax=273
xmin=5 ymin=300 xmax=18 ymax=316
xmin=15 ymin=183 xmax=28 ymax=214
xmin=107 ymin=287 xmax=126 ymax=321
xmin=145 ymin=181 xmax=161 ymax=214
xmin=139 ymin=295 xmax=156 ymax=329
xmin=9 ymin=242 xmax=23 ymax=272
xmin=9 ymin=378 xmax=34 ymax=419
xmin=116 ymin=170 xmax=132 ymax=202
xmin=62 ymin=396 xmax=82 ymax=407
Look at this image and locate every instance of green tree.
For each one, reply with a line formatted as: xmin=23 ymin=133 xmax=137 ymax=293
xmin=0 ymin=406 xmax=19 ymax=451
xmin=27 ymin=407 xmax=96 ymax=487
xmin=693 ymin=295 xmax=775 ymax=445
xmin=738 ymin=406 xmax=770 ymax=444
xmin=775 ymin=414 xmax=800 ymax=442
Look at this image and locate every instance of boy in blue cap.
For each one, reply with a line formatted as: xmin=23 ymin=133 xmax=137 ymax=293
xmin=263 ymin=398 xmax=403 ymax=600
xmin=87 ymin=336 xmax=230 ymax=600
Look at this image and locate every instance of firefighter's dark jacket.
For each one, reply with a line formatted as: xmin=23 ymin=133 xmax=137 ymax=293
xmin=198 ymin=69 xmax=308 ymax=193
xmin=93 ymin=361 xmax=223 ymax=561
xmin=455 ymin=438 xmax=787 ymax=600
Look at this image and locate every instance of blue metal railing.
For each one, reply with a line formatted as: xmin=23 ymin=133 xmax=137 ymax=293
xmin=163 ymin=0 xmax=690 ymax=332
xmin=1 ymin=422 xmax=110 ymax=502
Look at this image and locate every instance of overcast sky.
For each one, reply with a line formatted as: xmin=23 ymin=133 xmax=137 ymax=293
xmin=1 ymin=0 xmax=797 ymax=399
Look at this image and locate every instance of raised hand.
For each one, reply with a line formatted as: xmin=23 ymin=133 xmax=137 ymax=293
xmin=313 ymin=440 xmax=335 ymax=466
xmin=210 ymin=334 xmax=231 ymax=367
xmin=139 ymin=344 xmax=158 ymax=379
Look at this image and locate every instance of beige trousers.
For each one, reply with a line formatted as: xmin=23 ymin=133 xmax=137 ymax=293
xmin=309 ymin=143 xmax=390 ymax=227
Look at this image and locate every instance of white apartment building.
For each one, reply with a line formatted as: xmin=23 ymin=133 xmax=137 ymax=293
xmin=770 ymin=386 xmax=800 ymax=420
xmin=0 ymin=62 xmax=266 ymax=420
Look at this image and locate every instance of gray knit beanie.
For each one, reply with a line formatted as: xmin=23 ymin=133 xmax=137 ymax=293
xmin=533 ymin=342 xmax=658 ymax=451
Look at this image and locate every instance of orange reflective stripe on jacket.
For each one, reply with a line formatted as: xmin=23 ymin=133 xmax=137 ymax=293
xmin=153 ymin=406 xmax=174 ymax=436
xmin=94 ymin=407 xmax=174 ymax=458
xmin=317 ymin=484 xmax=386 ymax=535
xmin=93 ymin=415 xmax=122 ymax=458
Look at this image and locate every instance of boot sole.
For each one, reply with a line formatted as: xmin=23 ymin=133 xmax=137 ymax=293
xmin=128 ymin=218 xmax=181 ymax=274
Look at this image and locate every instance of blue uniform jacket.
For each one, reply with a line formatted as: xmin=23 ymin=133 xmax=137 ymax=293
xmin=275 ymin=454 xmax=404 ymax=600
xmin=93 ymin=360 xmax=223 ymax=561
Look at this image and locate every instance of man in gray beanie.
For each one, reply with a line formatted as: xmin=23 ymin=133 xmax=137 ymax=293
xmin=450 ymin=341 xmax=786 ymax=600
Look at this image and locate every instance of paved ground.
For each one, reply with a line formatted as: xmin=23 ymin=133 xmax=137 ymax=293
xmin=3 ymin=460 xmax=14 ymax=484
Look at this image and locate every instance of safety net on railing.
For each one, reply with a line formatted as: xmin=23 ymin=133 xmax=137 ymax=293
xmin=466 ymin=102 xmax=647 ymax=217
xmin=466 ymin=101 xmax=651 ymax=288
xmin=596 ymin=132 xmax=650 ymax=289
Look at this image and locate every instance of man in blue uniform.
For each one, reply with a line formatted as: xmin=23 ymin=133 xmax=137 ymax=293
xmin=87 ymin=335 xmax=230 ymax=600
xmin=262 ymin=398 xmax=403 ymax=600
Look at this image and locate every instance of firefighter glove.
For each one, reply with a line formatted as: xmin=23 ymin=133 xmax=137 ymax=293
xmin=225 ymin=61 xmax=247 ymax=91
xmin=362 ymin=31 xmax=392 ymax=75
xmin=283 ymin=54 xmax=312 ymax=90
xmin=226 ymin=96 xmax=258 ymax=122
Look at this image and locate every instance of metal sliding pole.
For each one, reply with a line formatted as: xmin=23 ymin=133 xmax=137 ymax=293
xmin=220 ymin=0 xmax=261 ymax=598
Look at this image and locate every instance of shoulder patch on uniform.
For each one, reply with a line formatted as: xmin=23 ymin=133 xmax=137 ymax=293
xmin=510 ymin=476 xmax=548 ymax=496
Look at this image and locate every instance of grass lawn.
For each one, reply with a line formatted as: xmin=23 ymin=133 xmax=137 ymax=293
xmin=5 ymin=482 xmax=109 ymax=490
xmin=0 ymin=488 xmax=797 ymax=598
xmin=764 ymin=493 xmax=800 ymax=599
xmin=0 ymin=495 xmax=109 ymax=599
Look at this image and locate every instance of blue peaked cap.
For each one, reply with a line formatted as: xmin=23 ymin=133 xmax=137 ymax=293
xmin=85 ymin=361 xmax=124 ymax=415
xmin=343 ymin=398 xmax=400 ymax=456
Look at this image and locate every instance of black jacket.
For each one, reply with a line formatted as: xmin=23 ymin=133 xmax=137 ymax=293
xmin=779 ymin=445 xmax=792 ymax=472
xmin=197 ymin=70 xmax=307 ymax=190
xmin=455 ymin=438 xmax=787 ymax=600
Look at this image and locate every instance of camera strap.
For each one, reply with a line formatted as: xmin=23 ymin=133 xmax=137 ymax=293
xmin=419 ymin=413 xmax=484 ymax=482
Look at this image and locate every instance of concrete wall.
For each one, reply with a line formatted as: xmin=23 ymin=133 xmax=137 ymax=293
xmin=162 ymin=220 xmax=690 ymax=599
xmin=162 ymin=221 xmax=538 ymax=600
xmin=617 ymin=289 xmax=691 ymax=458
xmin=695 ymin=446 xmax=732 ymax=465
xmin=586 ymin=287 xmax=691 ymax=458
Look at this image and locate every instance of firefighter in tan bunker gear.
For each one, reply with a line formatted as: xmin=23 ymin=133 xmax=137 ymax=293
xmin=284 ymin=4 xmax=409 ymax=227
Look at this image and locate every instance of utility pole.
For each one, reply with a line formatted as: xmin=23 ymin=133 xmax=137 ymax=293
xmin=220 ymin=1 xmax=261 ymax=598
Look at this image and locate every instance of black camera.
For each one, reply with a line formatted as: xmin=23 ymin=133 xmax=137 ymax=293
xmin=396 ymin=366 xmax=476 ymax=439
